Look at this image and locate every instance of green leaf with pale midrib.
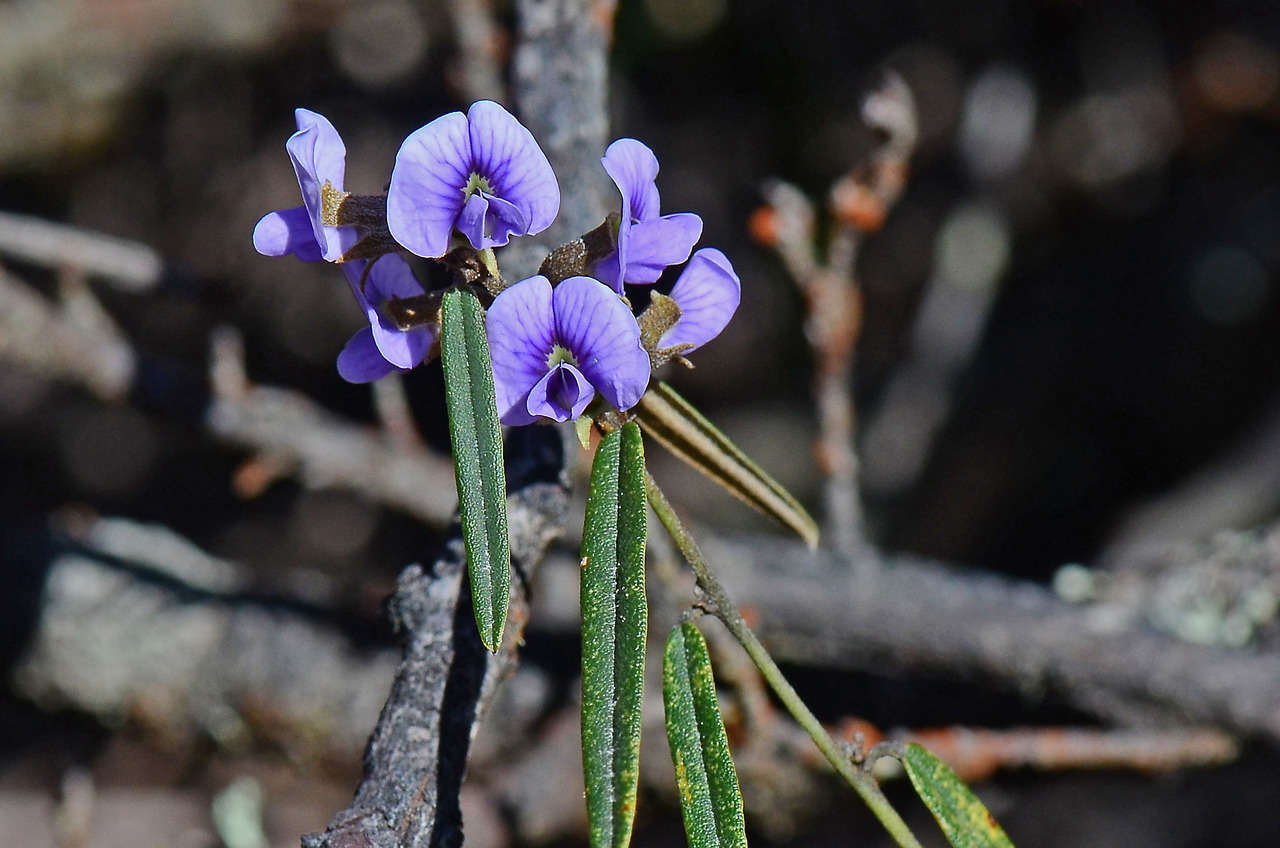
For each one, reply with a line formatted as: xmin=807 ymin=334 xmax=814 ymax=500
xmin=662 ymin=621 xmax=748 ymax=848
xmin=439 ymin=288 xmax=510 ymax=652
xmin=581 ymin=423 xmax=648 ymax=848
xmin=903 ymin=742 xmax=1016 ymax=848
xmin=634 ymin=381 xmax=818 ymax=548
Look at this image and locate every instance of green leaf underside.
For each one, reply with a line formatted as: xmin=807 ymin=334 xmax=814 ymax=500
xmin=903 ymin=742 xmax=1016 ymax=848
xmin=581 ymin=423 xmax=648 ymax=848
xmin=635 ymin=381 xmax=819 ymax=549
xmin=662 ymin=622 xmax=748 ymax=848
xmin=440 ymin=289 xmax=511 ymax=652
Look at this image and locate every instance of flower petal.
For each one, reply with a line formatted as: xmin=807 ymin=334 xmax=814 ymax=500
xmin=592 ymin=234 xmax=627 ymax=294
xmin=621 ymin=212 xmax=703 ymax=285
xmin=525 ymin=362 xmax=595 ymax=422
xmin=371 ymin=321 xmax=435 ymax=371
xmin=252 ymin=207 xmax=323 ymax=261
xmin=340 ymin=260 xmax=375 ymax=312
xmin=337 ymin=327 xmax=398 ymax=383
xmin=551 ymin=276 xmax=650 ymax=412
xmin=595 ymin=138 xmax=664 ymax=292
xmin=602 ymin=138 xmax=661 ymax=223
xmin=388 ymin=110 xmax=472 ymax=258
xmin=363 ymin=253 xmax=426 ymax=302
xmin=480 ymin=191 xmax=531 ymax=248
xmin=487 ymin=275 xmax=557 ymax=426
xmin=340 ymin=257 xmax=434 ymax=370
xmin=467 ymin=100 xmax=559 ymax=239
xmin=454 ymin=191 xmax=532 ymax=250
xmin=455 ymin=192 xmax=489 ymax=250
xmin=286 ymin=108 xmax=355 ymax=262
xmin=660 ymin=248 xmax=741 ymax=352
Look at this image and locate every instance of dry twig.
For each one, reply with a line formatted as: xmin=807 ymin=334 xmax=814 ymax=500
xmin=893 ymin=725 xmax=1238 ymax=781
xmin=208 ymin=328 xmax=457 ymax=526
xmin=757 ymin=72 xmax=917 ymax=554
xmin=0 ymin=212 xmax=162 ymax=292
xmin=0 ymin=267 xmax=135 ymax=400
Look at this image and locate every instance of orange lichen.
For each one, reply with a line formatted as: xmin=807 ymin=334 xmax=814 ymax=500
xmin=747 ymin=205 xmax=779 ymax=247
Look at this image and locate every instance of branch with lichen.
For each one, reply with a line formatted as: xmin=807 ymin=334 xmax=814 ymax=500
xmin=705 ymin=529 xmax=1280 ymax=743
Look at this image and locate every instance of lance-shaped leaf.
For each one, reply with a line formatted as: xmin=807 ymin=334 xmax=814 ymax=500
xmin=581 ymin=423 xmax=648 ymax=847
xmin=440 ymin=288 xmax=510 ymax=652
xmin=903 ymin=742 xmax=1016 ymax=848
xmin=634 ymin=381 xmax=818 ymax=548
xmin=662 ymin=621 xmax=748 ymax=848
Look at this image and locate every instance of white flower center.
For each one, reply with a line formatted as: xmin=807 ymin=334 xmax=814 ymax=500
xmin=546 ymin=343 xmax=578 ymax=369
xmin=463 ymin=172 xmax=494 ymax=200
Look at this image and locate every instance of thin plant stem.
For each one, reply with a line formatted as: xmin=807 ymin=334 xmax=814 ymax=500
xmin=645 ymin=470 xmax=924 ymax=848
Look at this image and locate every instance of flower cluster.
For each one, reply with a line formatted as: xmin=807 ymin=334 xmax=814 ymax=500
xmin=254 ymin=102 xmax=740 ymax=425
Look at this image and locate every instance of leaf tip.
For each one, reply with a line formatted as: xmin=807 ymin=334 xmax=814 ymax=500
xmin=802 ymin=525 xmax=820 ymax=550
xmin=479 ymin=626 xmax=501 ymax=653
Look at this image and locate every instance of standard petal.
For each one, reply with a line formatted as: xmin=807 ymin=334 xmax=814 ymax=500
xmin=524 ymin=362 xmax=595 ymax=422
xmin=660 ymin=248 xmax=741 ymax=352
xmin=622 ymin=212 xmax=703 ymax=284
xmin=286 ymin=108 xmax=354 ymax=262
xmin=552 ymin=276 xmax=650 ymax=412
xmin=252 ymin=207 xmax=323 ymax=261
xmin=467 ymin=100 xmax=559 ymax=238
xmin=337 ymin=327 xmax=398 ymax=383
xmin=487 ymin=275 xmax=557 ymax=426
xmin=388 ymin=110 xmax=472 ymax=258
xmin=602 ymin=138 xmax=661 ymax=222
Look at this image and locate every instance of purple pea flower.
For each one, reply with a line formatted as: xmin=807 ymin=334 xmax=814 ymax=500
xmin=387 ymin=100 xmax=559 ymax=258
xmin=659 ymin=248 xmax=741 ymax=353
xmin=251 ymin=108 xmax=432 ymax=383
xmin=486 ymin=275 xmax=650 ymax=425
xmin=593 ymin=138 xmax=703 ymax=294
xmin=335 ymin=255 xmax=436 ymax=383
xmin=252 ymin=108 xmax=356 ymax=263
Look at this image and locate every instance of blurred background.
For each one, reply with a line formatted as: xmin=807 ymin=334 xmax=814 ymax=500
xmin=2 ymin=0 xmax=1280 ymax=845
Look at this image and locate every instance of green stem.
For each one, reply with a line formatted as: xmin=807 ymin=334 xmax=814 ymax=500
xmin=645 ymin=471 xmax=924 ymax=848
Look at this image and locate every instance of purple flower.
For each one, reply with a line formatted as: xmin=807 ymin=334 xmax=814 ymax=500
xmin=486 ymin=275 xmax=650 ymax=425
xmin=253 ymin=108 xmax=356 ymax=263
xmin=387 ymin=100 xmax=559 ymax=258
xmin=593 ymin=138 xmax=703 ymax=293
xmin=335 ymin=255 xmax=436 ymax=383
xmin=252 ymin=109 xmax=434 ymax=383
xmin=659 ymin=248 xmax=741 ymax=353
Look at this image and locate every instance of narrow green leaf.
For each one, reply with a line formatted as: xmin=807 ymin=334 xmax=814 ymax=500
xmin=903 ymin=742 xmax=1016 ymax=848
xmin=634 ymin=381 xmax=819 ymax=548
xmin=662 ymin=622 xmax=748 ymax=848
xmin=439 ymin=288 xmax=510 ymax=652
xmin=581 ymin=423 xmax=648 ymax=848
